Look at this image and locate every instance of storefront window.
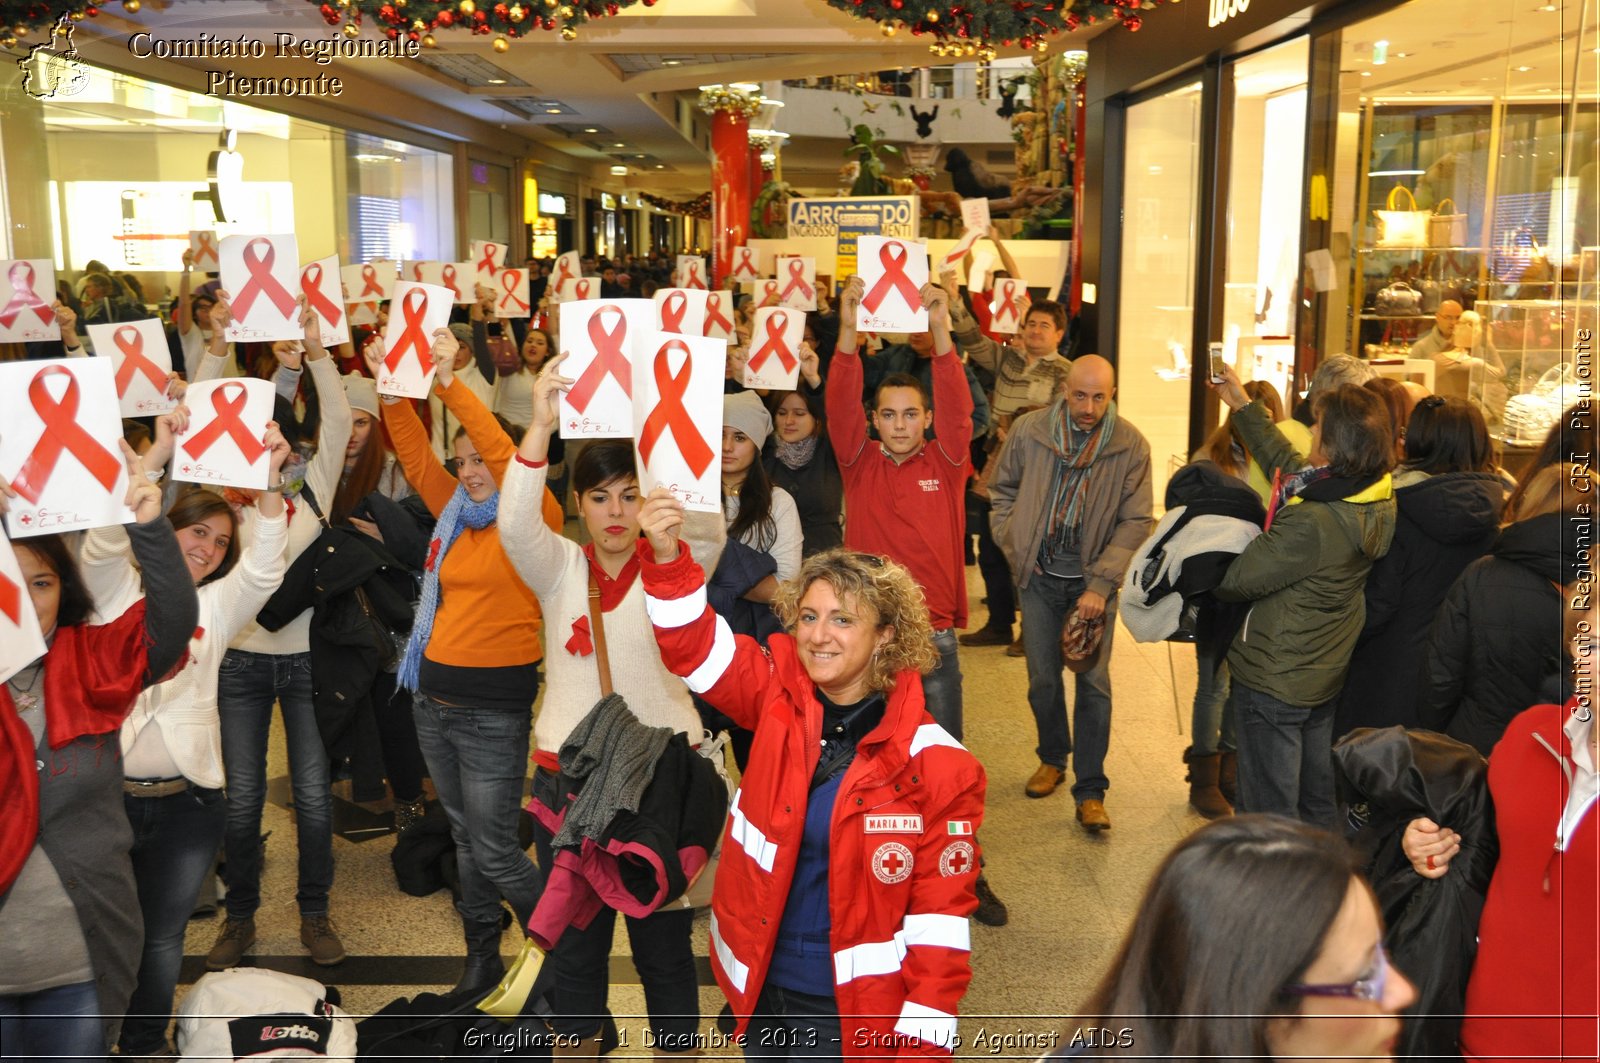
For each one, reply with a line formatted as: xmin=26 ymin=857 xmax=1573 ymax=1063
xmin=1117 ymin=80 xmax=1202 ymax=496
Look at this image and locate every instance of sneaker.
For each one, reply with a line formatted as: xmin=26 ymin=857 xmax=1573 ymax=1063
xmin=1005 ymin=636 xmax=1026 ymax=657
xmin=972 ymin=875 xmax=1009 ymax=926
xmin=300 ymin=914 xmax=347 ymax=966
xmin=205 ymin=917 xmax=256 ymax=971
xmin=393 ymin=797 xmax=427 ymax=833
xmin=958 ymin=626 xmax=1013 ymax=648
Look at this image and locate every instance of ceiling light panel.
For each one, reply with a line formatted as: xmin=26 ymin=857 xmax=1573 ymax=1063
xmin=412 ymin=53 xmax=529 ymax=88
xmin=607 ymin=53 xmax=789 ymax=74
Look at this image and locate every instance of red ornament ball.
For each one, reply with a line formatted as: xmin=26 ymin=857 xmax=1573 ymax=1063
xmin=494 ymin=2 xmax=510 ymax=16
xmin=436 ymin=8 xmax=454 ymax=24
xmin=379 ymin=4 xmax=396 ymax=21
xmin=320 ymin=3 xmax=336 ymax=17
xmin=85 ymin=4 xmax=100 ymax=14
xmin=607 ymin=1 xmax=618 ymax=12
xmin=475 ymin=9 xmax=488 ymax=21
xmin=408 ymin=29 xmax=420 ymax=39
xmin=890 ymin=0 xmax=902 ymax=7
xmin=385 ymin=26 xmax=398 ymax=38
xmin=1125 ymin=13 xmax=1142 ymax=29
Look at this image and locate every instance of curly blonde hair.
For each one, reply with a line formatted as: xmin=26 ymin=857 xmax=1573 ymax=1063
xmin=772 ymin=548 xmax=938 ymax=692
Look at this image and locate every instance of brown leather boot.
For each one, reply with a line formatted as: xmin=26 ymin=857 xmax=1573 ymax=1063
xmin=1184 ymin=748 xmax=1233 ymax=819
xmin=1218 ymin=750 xmax=1239 ymax=808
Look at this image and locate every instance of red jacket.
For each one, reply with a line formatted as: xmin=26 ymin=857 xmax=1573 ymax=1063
xmin=826 ymin=346 xmax=973 ymax=631
xmin=640 ymin=539 xmax=986 ymax=1058
xmin=1460 ymin=701 xmax=1598 ymax=1062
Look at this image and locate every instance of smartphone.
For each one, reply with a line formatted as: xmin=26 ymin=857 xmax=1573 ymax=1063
xmin=1207 ymin=342 xmax=1226 ymax=384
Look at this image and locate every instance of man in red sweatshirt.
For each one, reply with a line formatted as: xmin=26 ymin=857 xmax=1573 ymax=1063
xmin=826 ymin=273 xmax=1006 ymax=926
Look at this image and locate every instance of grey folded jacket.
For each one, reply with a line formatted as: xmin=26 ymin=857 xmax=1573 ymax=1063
xmin=552 ymin=693 xmax=674 ymax=850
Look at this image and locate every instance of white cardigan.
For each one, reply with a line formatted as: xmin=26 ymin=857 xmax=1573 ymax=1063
xmin=498 ymin=457 xmax=726 ymax=756
xmin=81 ymin=511 xmax=289 ymax=788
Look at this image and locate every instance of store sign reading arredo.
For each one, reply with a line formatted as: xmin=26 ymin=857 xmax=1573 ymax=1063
xmin=1209 ymin=0 xmax=1250 ymax=27
xmin=788 ymin=196 xmax=920 ymax=239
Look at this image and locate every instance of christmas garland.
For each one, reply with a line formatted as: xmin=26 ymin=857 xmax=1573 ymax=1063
xmin=305 ymin=0 xmax=658 ymax=44
xmin=0 ymin=2 xmax=132 ymax=48
xmin=639 ymin=191 xmax=713 ymax=219
xmin=823 ymin=0 xmax=1162 ymax=46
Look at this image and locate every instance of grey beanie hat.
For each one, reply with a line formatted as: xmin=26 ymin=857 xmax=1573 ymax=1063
xmin=723 ymin=390 xmax=773 ymax=450
xmin=343 ymin=372 xmax=381 ymax=418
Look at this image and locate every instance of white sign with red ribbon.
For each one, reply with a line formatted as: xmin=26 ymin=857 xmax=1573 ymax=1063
xmin=173 ymin=377 xmax=275 ymax=490
xmin=728 ymin=246 xmax=763 ymax=283
xmin=743 ymin=307 xmax=804 ymax=390
xmin=633 ymin=331 xmax=723 ymax=513
xmin=342 ymin=262 xmax=389 ymax=328
xmin=702 ymin=290 xmax=736 ymax=341
xmin=471 ymin=240 xmax=506 ymax=283
xmin=856 ymin=236 xmax=929 ymax=333
xmin=86 ymin=318 xmax=177 ymax=417
xmin=653 ymin=288 xmax=709 ymax=337
xmin=940 ymin=199 xmax=993 ymax=271
xmin=401 ymin=261 xmax=435 ymax=285
xmin=774 ymin=256 xmax=818 ymax=312
xmin=493 ymin=266 xmax=533 ymax=319
xmin=0 ymin=259 xmax=62 ymax=344
xmin=376 ymin=282 xmax=452 ymax=400
xmin=419 ymin=261 xmax=472 ymax=305
xmin=221 ymin=235 xmax=302 ymax=343
xmin=189 ymin=230 xmax=222 ymax=272
xmin=549 ymin=252 xmax=581 ymax=301
xmin=676 ymin=255 xmax=709 ymax=291
xmin=988 ymin=278 xmax=1030 ymax=334
xmin=558 ymin=298 xmax=653 ymax=440
xmin=0 ymin=359 xmax=132 ymax=539
xmin=299 ymin=256 xmax=350 ymax=348
xmin=558 ymin=277 xmax=600 ymax=304
xmin=0 ymin=526 xmax=47 ymax=682
xmin=750 ymin=278 xmax=783 ymax=309
xmin=967 ymin=249 xmax=997 ymax=295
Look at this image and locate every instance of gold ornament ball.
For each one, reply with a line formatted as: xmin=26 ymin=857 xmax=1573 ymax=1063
xmin=459 ymin=0 xmax=476 ymax=14
xmin=925 ymin=10 xmax=938 ymax=23
xmin=68 ymin=11 xmax=84 ymax=21
xmin=122 ymin=0 xmax=141 ymax=12
xmin=395 ymin=0 xmax=406 ymax=6
xmin=559 ymin=5 xmax=574 ymax=16
xmin=544 ymin=0 xmax=557 ymax=7
xmin=422 ymin=32 xmax=437 ymax=46
xmin=337 ymin=0 xmax=351 ymax=7
xmin=492 ymin=34 xmax=509 ymax=51
xmin=411 ymin=18 xmax=425 ymax=30
xmin=881 ymin=22 xmax=896 ymax=36
xmin=1 ymin=36 xmax=14 ymax=48
xmin=560 ymin=24 xmax=577 ymax=39
xmin=343 ymin=20 xmax=361 ymax=37
xmin=13 ymin=24 xmax=27 ymax=35
xmin=509 ymin=3 xmax=525 ymax=21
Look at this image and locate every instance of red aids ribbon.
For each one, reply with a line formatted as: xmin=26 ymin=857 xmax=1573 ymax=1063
xmin=300 ymin=264 xmax=343 ymax=328
xmin=498 ymin=270 xmax=530 ymax=313
xmin=703 ymin=292 xmax=733 ymax=338
xmin=11 ymin=366 xmax=122 ymax=504
xmin=732 ymin=248 xmax=758 ymax=278
xmin=565 ymin=615 xmax=594 ymax=657
xmin=748 ymin=311 xmax=797 ymax=376
xmin=779 ymin=259 xmax=814 ymax=303
xmin=0 ymin=569 xmax=19 ymax=625
xmin=861 ymin=241 xmax=922 ymax=315
xmin=761 ymin=280 xmax=780 ymax=306
xmin=183 ymin=382 xmax=269 ymax=464
xmin=440 ymin=264 xmax=462 ymax=302
xmin=682 ymin=260 xmax=706 ymax=290
xmin=359 ymin=263 xmax=384 ymax=297
xmin=992 ymin=280 xmax=1021 ymax=328
xmin=573 ymin=278 xmax=592 ymax=302
xmin=0 ymin=262 xmax=56 ymax=330
xmin=230 ymin=239 xmax=297 ymax=323
xmin=554 ymin=256 xmax=576 ymax=288
xmin=638 ymin=340 xmax=713 ymax=478
xmin=412 ymin=263 xmax=425 ymax=282
xmin=425 ymin=538 xmax=441 ymax=573
xmin=659 ymin=291 xmax=688 ymax=333
xmin=384 ymin=288 xmax=435 ymax=374
xmin=567 ymin=306 xmax=633 ymax=413
xmin=476 ymin=243 xmax=500 ymax=275
xmin=193 ymin=233 xmax=219 ymax=265
xmin=112 ymin=326 xmax=167 ymax=397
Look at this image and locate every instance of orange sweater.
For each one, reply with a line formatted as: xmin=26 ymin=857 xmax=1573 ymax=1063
xmin=384 ymin=378 xmax=564 ymax=669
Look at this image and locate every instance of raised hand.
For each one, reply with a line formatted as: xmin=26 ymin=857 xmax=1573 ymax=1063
xmin=922 ymin=284 xmax=951 ymax=331
xmin=300 ymin=297 xmax=329 ymax=359
xmin=273 ymin=340 xmax=305 ymax=372
xmin=1205 ymin=363 xmax=1250 ymax=412
xmin=55 ymin=302 xmax=79 ymax=347
xmin=430 ymin=327 xmax=459 ymax=388
xmin=637 ymin=486 xmax=686 ymax=564
xmin=798 ymin=341 xmax=821 ymax=388
xmin=529 ymin=350 xmax=572 ymax=435
xmin=145 ymin=402 xmax=192 ymax=474
xmin=838 ymin=275 xmax=865 ymax=321
xmin=120 ymin=440 xmax=164 ymax=524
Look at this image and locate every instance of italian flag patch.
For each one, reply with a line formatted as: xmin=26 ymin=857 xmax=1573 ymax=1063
xmin=947 ymin=820 xmax=973 ymax=835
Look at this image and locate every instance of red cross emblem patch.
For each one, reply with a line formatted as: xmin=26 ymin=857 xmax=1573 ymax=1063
xmin=872 ymin=841 xmax=913 ymax=885
xmin=939 ymin=840 xmax=975 ymax=878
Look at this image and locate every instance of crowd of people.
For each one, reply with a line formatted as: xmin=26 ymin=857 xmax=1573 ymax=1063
xmin=1 ymin=235 xmax=1593 ymax=1063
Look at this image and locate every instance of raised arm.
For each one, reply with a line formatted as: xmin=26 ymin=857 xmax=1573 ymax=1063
xmin=300 ymin=302 xmax=354 ymax=507
xmin=925 ymin=286 xmax=974 ymax=468
xmin=366 ymin=332 xmax=458 ymax=516
xmin=825 ymin=276 xmax=871 ymax=467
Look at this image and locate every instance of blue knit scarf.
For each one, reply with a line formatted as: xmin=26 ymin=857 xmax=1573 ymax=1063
xmin=397 ymin=485 xmax=500 ymax=692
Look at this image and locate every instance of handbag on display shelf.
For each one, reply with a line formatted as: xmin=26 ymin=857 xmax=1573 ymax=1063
xmin=1373 ymin=185 xmax=1429 ymax=248
xmin=1418 ymin=276 xmax=1443 ymax=313
xmin=1375 ymin=280 xmax=1424 ymax=316
xmin=1428 ymin=198 xmax=1469 ymax=248
xmin=1363 ymin=343 xmax=1412 ymax=361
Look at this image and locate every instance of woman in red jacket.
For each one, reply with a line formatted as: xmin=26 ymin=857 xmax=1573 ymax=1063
xmin=638 ymin=493 xmax=986 ymax=1059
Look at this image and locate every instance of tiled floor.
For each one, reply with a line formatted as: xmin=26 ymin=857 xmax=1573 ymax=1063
xmin=173 ymin=562 xmax=1211 ymax=1052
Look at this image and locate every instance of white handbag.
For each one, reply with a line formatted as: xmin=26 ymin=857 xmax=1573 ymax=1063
xmin=1373 ymin=185 xmax=1428 ymax=248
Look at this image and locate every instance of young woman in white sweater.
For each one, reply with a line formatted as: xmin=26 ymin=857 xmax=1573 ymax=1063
xmin=498 ymin=353 xmax=725 ymax=1060
xmin=78 ymin=409 xmax=292 ymax=1059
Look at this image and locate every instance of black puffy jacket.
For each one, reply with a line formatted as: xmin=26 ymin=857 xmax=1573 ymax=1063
xmin=1418 ymin=513 xmax=1576 ymax=755
xmin=1335 ymin=470 xmax=1503 ymax=736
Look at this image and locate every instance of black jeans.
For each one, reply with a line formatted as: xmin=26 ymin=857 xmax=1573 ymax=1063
xmin=744 ymin=984 xmax=844 ymax=1062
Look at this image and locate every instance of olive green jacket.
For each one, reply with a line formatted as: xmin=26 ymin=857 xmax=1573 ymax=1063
xmin=1214 ymin=401 xmax=1396 ymax=707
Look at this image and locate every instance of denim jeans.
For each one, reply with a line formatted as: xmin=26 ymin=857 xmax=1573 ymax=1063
xmin=921 ymin=629 xmax=964 ymax=740
xmin=972 ymin=497 xmax=1015 ymax=633
xmin=0 ymin=979 xmax=104 ymax=1062
xmin=1231 ymin=682 xmax=1336 ymax=828
xmin=218 ymin=648 xmax=334 ymax=919
xmin=413 ymin=695 xmax=543 ymax=934
xmin=744 ymin=983 xmax=844 ymax=1063
xmin=119 ymin=784 xmax=227 ymax=1055
xmin=1190 ymin=647 xmax=1236 ymax=757
xmin=1019 ymin=575 xmax=1116 ymax=800
xmin=530 ymin=768 xmax=700 ymax=1046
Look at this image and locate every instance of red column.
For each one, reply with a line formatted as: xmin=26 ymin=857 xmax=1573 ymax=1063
xmin=711 ymin=108 xmax=751 ymax=287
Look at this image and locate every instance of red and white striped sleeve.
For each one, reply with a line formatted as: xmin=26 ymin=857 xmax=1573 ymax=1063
xmin=638 ymin=538 xmax=774 ymax=731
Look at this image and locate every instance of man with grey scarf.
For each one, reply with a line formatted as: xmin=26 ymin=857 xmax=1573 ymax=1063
xmin=987 ymin=355 xmax=1154 ymax=831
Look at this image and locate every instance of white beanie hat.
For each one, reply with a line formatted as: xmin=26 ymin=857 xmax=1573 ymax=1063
xmin=343 ymin=372 xmax=381 ymax=418
xmin=722 ymin=390 xmax=773 ymax=450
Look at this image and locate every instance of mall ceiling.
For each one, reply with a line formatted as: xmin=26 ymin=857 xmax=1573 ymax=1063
xmin=61 ymin=0 xmax=1108 ymax=196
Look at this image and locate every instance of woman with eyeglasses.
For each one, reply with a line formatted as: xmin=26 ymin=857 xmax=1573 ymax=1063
xmin=636 ymin=496 xmax=987 ymax=1060
xmin=1061 ymin=815 xmax=1416 ymax=1061
xmin=1332 ymin=396 xmax=1504 ymax=739
xmin=1401 ymin=596 xmax=1597 ymax=1063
